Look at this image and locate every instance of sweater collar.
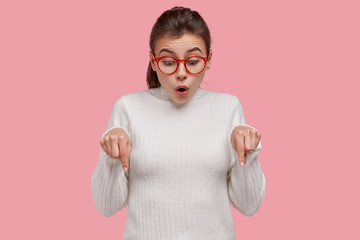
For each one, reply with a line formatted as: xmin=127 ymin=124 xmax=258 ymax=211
xmin=150 ymin=85 xmax=206 ymax=102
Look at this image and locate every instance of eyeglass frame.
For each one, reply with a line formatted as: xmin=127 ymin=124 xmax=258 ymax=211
xmin=150 ymin=51 xmax=209 ymax=75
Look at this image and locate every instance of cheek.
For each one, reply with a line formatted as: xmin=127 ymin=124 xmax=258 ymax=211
xmin=194 ymin=73 xmax=205 ymax=82
xmin=156 ymin=73 xmax=171 ymax=85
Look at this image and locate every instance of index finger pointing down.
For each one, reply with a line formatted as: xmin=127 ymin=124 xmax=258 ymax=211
xmin=235 ymin=131 xmax=246 ymax=166
xmin=118 ymin=135 xmax=129 ymax=172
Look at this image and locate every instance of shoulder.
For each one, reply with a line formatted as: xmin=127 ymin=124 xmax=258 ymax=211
xmin=113 ymin=89 xmax=149 ymax=106
xmin=205 ymin=89 xmax=241 ymax=106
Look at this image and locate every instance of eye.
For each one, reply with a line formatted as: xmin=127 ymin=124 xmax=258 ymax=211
xmin=187 ymin=60 xmax=199 ymax=66
xmin=160 ymin=59 xmax=176 ymax=66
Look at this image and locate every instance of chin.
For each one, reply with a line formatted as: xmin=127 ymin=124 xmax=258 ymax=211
xmin=173 ymin=99 xmax=186 ymax=104
xmin=172 ymin=97 xmax=189 ymax=104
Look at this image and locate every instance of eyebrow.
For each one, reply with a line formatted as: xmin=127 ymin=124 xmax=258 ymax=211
xmin=159 ymin=47 xmax=202 ymax=55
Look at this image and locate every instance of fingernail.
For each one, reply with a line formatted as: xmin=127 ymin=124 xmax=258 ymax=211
xmin=124 ymin=167 xmax=128 ymax=172
xmin=240 ymin=162 xmax=245 ymax=167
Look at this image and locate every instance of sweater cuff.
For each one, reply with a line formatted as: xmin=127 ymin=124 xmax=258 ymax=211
xmin=101 ymin=147 xmax=129 ymax=181
xmin=231 ymin=123 xmax=259 ymax=133
xmin=101 ymin=126 xmax=130 ymax=139
xmin=230 ymin=140 xmax=261 ymax=167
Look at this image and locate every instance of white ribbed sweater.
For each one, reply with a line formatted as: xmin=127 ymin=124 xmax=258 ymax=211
xmin=91 ymin=86 xmax=266 ymax=239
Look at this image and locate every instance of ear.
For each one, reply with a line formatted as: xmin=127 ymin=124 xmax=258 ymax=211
xmin=205 ymin=49 xmax=212 ymax=70
xmin=149 ymin=51 xmax=157 ymax=71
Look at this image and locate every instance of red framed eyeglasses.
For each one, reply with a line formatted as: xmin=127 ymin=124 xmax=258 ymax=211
xmin=151 ymin=51 xmax=209 ymax=75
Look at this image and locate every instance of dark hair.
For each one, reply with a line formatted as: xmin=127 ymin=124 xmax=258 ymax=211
xmin=146 ymin=6 xmax=212 ymax=89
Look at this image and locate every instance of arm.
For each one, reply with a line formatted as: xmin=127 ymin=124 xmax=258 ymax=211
xmin=91 ymin=97 xmax=130 ymax=217
xmin=227 ymin=98 xmax=266 ymax=217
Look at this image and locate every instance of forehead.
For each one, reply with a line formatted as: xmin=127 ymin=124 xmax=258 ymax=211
xmin=155 ymin=34 xmax=206 ymax=55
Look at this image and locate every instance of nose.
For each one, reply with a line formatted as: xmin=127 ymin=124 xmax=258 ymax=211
xmin=175 ymin=60 xmax=187 ymax=80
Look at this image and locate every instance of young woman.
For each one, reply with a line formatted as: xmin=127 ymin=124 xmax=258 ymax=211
xmin=91 ymin=6 xmax=266 ymax=239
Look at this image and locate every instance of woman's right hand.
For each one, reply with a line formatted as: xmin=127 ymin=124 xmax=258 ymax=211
xmin=99 ymin=128 xmax=132 ymax=173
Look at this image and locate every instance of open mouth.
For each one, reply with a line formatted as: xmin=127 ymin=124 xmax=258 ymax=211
xmin=175 ymin=86 xmax=189 ymax=95
xmin=176 ymin=85 xmax=189 ymax=91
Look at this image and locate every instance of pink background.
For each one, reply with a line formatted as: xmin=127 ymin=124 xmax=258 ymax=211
xmin=1 ymin=0 xmax=359 ymax=239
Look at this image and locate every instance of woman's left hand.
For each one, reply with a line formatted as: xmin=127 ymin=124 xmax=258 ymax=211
xmin=231 ymin=125 xmax=261 ymax=167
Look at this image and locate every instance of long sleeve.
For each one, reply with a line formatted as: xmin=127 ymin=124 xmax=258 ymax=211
xmin=227 ymin=98 xmax=266 ymax=217
xmin=91 ymin=96 xmax=130 ymax=217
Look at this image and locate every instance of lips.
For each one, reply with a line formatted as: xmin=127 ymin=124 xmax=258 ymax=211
xmin=175 ymin=85 xmax=189 ymax=91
